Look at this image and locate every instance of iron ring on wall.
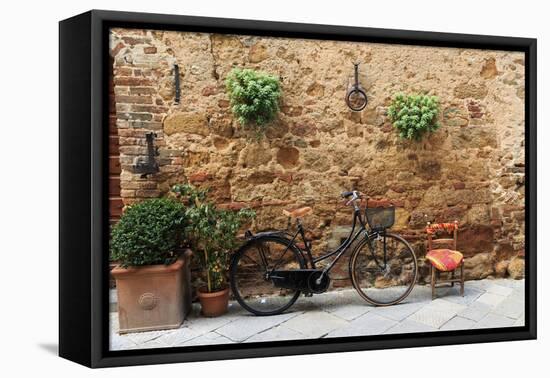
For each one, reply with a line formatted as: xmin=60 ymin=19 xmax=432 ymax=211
xmin=345 ymin=87 xmax=368 ymax=111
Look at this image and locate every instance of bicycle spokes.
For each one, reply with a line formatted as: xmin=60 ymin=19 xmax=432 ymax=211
xmin=231 ymin=237 xmax=305 ymax=315
xmin=367 ymin=234 xmax=389 ymax=270
xmin=351 ymin=233 xmax=417 ymax=305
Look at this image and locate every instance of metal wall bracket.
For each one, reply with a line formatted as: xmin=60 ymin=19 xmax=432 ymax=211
xmin=174 ymin=64 xmax=181 ymax=104
xmin=132 ymin=132 xmax=159 ymax=177
xmin=345 ymin=63 xmax=368 ymax=111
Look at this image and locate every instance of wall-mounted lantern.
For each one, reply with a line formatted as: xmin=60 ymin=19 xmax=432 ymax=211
xmin=132 ymin=132 xmax=159 ymax=177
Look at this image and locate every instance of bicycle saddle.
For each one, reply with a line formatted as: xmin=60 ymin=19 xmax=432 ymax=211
xmin=282 ymin=206 xmax=312 ymax=218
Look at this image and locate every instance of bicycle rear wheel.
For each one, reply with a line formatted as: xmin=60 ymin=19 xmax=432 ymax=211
xmin=230 ymin=235 xmax=305 ymax=316
xmin=350 ymin=233 xmax=417 ymax=306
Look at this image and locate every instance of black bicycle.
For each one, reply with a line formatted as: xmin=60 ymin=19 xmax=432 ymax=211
xmin=230 ymin=190 xmax=418 ymax=316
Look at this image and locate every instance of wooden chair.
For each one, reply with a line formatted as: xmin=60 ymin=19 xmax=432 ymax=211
xmin=426 ymin=221 xmax=464 ymax=299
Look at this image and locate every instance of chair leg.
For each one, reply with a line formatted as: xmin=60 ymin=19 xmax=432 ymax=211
xmin=431 ymin=265 xmax=436 ymax=300
xmin=451 ymin=270 xmax=455 ymax=287
xmin=460 ymin=263 xmax=465 ymax=296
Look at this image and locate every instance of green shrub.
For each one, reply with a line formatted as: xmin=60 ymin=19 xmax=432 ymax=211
xmin=110 ymin=198 xmax=187 ymax=267
xmin=225 ymin=68 xmax=281 ymax=134
xmin=387 ymin=93 xmax=441 ymax=140
xmin=172 ymin=184 xmax=255 ymax=292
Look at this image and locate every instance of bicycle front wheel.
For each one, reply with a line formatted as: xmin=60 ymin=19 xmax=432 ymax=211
xmin=350 ymin=233 xmax=417 ymax=306
xmin=230 ymin=236 xmax=305 ymax=316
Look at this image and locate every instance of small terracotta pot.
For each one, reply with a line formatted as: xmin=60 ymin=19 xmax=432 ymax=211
xmin=197 ymin=287 xmax=230 ymax=317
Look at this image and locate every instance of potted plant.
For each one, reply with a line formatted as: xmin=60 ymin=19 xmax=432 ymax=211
xmin=225 ymin=68 xmax=281 ymax=137
xmin=387 ymin=93 xmax=441 ymax=140
xmin=172 ymin=184 xmax=255 ymax=317
xmin=110 ymin=198 xmax=192 ymax=333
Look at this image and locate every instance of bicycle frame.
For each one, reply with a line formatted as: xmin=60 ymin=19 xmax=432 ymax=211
xmin=267 ymin=203 xmax=388 ymax=277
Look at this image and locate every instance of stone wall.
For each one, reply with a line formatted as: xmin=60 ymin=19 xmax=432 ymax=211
xmin=109 ymin=27 xmax=525 ymax=285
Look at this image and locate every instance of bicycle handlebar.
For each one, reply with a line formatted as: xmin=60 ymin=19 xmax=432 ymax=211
xmin=341 ymin=190 xmax=365 ymax=206
xmin=341 ymin=190 xmax=365 ymax=199
xmin=341 ymin=191 xmax=354 ymax=198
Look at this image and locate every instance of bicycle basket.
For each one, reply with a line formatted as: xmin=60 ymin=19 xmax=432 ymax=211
xmin=366 ymin=206 xmax=395 ymax=231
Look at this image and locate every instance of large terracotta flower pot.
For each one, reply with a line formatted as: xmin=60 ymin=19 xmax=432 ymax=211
xmin=111 ymin=251 xmax=192 ymax=334
xmin=197 ymin=287 xmax=230 ymax=317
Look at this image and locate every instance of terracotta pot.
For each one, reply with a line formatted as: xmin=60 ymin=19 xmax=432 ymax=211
xmin=197 ymin=287 xmax=230 ymax=317
xmin=111 ymin=251 xmax=192 ymax=334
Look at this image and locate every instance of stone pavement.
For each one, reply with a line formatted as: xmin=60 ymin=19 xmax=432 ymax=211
xmin=110 ymin=278 xmax=525 ymax=350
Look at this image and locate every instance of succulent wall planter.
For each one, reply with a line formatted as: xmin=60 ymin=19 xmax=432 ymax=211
xmin=225 ymin=68 xmax=281 ymax=136
xmin=388 ymin=93 xmax=441 ymax=140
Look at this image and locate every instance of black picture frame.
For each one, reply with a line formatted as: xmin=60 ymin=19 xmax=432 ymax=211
xmin=59 ymin=9 xmax=537 ymax=368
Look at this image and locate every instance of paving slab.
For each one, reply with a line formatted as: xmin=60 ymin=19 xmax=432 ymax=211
xmin=326 ymin=312 xmax=397 ymax=338
xmin=509 ymin=287 xmax=525 ymax=302
xmin=137 ymin=338 xmax=179 ymax=350
xmin=294 ymin=289 xmax=358 ymax=311
xmin=402 ymin=285 xmax=432 ymax=304
xmin=385 ymin=319 xmax=437 ymax=334
xmin=486 ymin=283 xmax=514 ymax=297
xmin=473 ymin=312 xmax=516 ymax=329
xmin=182 ymin=302 xmax=248 ymax=335
xmin=458 ymin=301 xmax=492 ymax=322
xmin=465 ymin=279 xmax=493 ymax=291
xmin=110 ymin=334 xmax=138 ymax=351
xmin=493 ymin=297 xmax=525 ymax=319
xmin=110 ymin=312 xmax=119 ymax=333
xmin=407 ymin=307 xmax=457 ymax=329
xmin=123 ymin=329 xmax=171 ymax=345
xmin=185 ymin=312 xmax=238 ymax=335
xmin=436 ymin=286 xmax=484 ymax=305
xmin=440 ymin=316 xmax=476 ymax=331
xmin=110 ymin=289 xmax=117 ymax=313
xmin=491 ymin=279 xmax=525 ymax=289
xmin=246 ymin=324 xmax=308 ymax=342
xmin=180 ymin=332 xmax=234 ymax=346
xmin=370 ymin=301 xmax=424 ymax=321
xmin=326 ymin=303 xmax=372 ymax=321
xmin=406 ymin=298 xmax=466 ymax=328
xmin=476 ymin=292 xmax=507 ymax=308
xmin=284 ymin=311 xmax=349 ymax=338
xmin=215 ymin=311 xmax=299 ymax=342
xmin=423 ymin=298 xmax=467 ymax=314
xmin=154 ymin=327 xmax=202 ymax=347
xmin=513 ymin=314 xmax=525 ymax=327
xmin=360 ymin=286 xmax=417 ymax=305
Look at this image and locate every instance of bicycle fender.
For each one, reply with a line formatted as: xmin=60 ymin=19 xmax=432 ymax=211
xmin=231 ymin=232 xmax=307 ymax=268
xmin=244 ymin=229 xmax=294 ymax=240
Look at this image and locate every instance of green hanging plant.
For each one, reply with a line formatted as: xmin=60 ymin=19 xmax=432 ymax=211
xmin=388 ymin=93 xmax=441 ymax=140
xmin=225 ymin=68 xmax=281 ymax=135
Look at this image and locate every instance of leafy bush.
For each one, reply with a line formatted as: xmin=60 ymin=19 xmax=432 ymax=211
xmin=172 ymin=184 xmax=255 ymax=292
xmin=387 ymin=93 xmax=441 ymax=140
xmin=110 ymin=198 xmax=187 ymax=267
xmin=225 ymin=68 xmax=281 ymax=134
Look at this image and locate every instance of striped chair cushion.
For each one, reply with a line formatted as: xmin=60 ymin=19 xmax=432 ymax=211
xmin=426 ymin=249 xmax=464 ymax=272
